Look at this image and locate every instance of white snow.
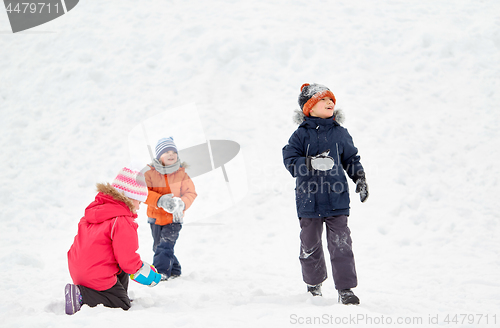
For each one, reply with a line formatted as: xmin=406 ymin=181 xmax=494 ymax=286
xmin=1 ymin=0 xmax=499 ymax=327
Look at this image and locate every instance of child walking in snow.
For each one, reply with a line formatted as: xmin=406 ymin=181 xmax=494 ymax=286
xmin=282 ymin=83 xmax=369 ymax=305
xmin=144 ymin=137 xmax=197 ymax=280
xmin=66 ymin=165 xmax=162 ymax=315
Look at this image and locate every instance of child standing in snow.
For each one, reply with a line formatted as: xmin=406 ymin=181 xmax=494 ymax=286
xmin=282 ymin=83 xmax=369 ymax=305
xmin=66 ymin=165 xmax=162 ymax=315
xmin=144 ymin=137 xmax=197 ymax=280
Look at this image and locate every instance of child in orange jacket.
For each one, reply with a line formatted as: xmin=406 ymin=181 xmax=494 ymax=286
xmin=144 ymin=137 xmax=197 ymax=280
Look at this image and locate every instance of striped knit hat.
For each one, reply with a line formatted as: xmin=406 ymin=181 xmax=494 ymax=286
xmin=298 ymin=83 xmax=336 ymax=117
xmin=155 ymin=137 xmax=178 ymax=160
xmin=112 ymin=166 xmax=148 ymax=202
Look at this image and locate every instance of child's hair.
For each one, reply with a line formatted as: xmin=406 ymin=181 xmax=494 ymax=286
xmin=298 ymin=83 xmax=336 ymax=117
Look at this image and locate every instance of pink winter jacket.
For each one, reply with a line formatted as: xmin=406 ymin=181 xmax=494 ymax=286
xmin=67 ymin=185 xmax=143 ymax=291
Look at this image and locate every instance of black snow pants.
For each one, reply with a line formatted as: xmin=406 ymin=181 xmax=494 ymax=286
xmin=78 ymin=270 xmax=132 ymax=310
xmin=299 ymin=215 xmax=357 ymax=290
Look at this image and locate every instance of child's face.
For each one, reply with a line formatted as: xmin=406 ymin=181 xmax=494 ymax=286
xmin=131 ymin=199 xmax=141 ymax=213
xmin=310 ymin=97 xmax=335 ymax=119
xmin=160 ymin=150 xmax=178 ymax=166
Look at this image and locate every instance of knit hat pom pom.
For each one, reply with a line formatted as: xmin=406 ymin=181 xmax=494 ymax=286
xmin=300 ymin=83 xmax=310 ymax=92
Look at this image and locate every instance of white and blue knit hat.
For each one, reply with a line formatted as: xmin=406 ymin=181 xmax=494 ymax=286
xmin=155 ymin=137 xmax=178 ymax=160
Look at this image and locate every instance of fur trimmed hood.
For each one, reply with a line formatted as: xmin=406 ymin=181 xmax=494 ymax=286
xmin=293 ymin=109 xmax=345 ymax=125
xmin=96 ymin=182 xmax=135 ymax=213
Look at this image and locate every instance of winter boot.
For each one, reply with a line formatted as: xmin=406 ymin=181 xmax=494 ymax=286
xmin=307 ymin=283 xmax=322 ymax=297
xmin=338 ymin=289 xmax=359 ymax=305
xmin=65 ymin=284 xmax=82 ymax=315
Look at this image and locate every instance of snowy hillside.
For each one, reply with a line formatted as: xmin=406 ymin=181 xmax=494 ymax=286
xmin=1 ymin=0 xmax=499 ymax=327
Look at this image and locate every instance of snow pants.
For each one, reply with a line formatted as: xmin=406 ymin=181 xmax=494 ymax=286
xmin=299 ymin=215 xmax=357 ymax=290
xmin=150 ymin=220 xmax=182 ymax=278
xmin=78 ymin=270 xmax=131 ymax=310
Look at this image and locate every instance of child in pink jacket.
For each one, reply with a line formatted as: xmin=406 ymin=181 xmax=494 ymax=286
xmin=66 ymin=165 xmax=161 ymax=315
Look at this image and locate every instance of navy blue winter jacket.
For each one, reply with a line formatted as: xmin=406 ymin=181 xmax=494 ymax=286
xmin=282 ymin=111 xmax=364 ymax=218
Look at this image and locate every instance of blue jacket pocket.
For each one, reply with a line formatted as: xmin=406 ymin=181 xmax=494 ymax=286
xmin=328 ymin=183 xmax=350 ymax=210
xmin=296 ymin=188 xmax=315 ymax=213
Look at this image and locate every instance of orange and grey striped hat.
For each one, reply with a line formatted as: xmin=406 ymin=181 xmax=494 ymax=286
xmin=298 ymin=83 xmax=336 ymax=117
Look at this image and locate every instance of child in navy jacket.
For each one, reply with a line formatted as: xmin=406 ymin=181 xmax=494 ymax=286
xmin=282 ymin=83 xmax=369 ymax=304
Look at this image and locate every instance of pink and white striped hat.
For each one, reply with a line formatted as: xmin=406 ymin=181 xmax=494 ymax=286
xmin=112 ymin=166 xmax=148 ymax=202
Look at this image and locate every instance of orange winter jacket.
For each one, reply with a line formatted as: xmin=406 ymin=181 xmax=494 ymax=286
xmin=144 ymin=165 xmax=197 ymax=226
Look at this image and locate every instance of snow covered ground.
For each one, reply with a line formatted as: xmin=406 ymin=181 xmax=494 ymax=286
xmin=1 ymin=0 xmax=499 ymax=327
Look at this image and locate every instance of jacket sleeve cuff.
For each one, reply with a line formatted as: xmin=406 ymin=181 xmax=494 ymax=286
xmin=146 ymin=190 xmax=162 ymax=209
xmin=353 ymin=170 xmax=366 ymax=182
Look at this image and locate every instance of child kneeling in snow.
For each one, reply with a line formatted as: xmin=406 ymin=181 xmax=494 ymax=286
xmin=66 ymin=165 xmax=162 ymax=315
xmin=144 ymin=137 xmax=197 ymax=280
xmin=282 ymin=84 xmax=369 ymax=305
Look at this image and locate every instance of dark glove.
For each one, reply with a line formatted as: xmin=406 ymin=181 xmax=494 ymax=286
xmin=355 ymin=178 xmax=369 ymax=203
xmin=306 ymin=150 xmax=335 ymax=171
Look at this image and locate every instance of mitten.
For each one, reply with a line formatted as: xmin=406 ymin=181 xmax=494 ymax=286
xmin=157 ymin=194 xmax=176 ymax=212
xmin=306 ymin=150 xmax=335 ymax=171
xmin=355 ymin=178 xmax=369 ymax=203
xmin=172 ymin=198 xmax=185 ymax=223
xmin=130 ymin=262 xmax=161 ymax=287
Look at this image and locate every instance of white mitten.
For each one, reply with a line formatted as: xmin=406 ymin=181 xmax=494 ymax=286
xmin=171 ymin=198 xmax=185 ymax=223
xmin=157 ymin=194 xmax=175 ymax=212
xmin=306 ymin=150 xmax=335 ymax=171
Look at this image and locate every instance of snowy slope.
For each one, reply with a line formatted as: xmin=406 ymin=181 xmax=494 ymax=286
xmin=1 ymin=0 xmax=499 ymax=327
